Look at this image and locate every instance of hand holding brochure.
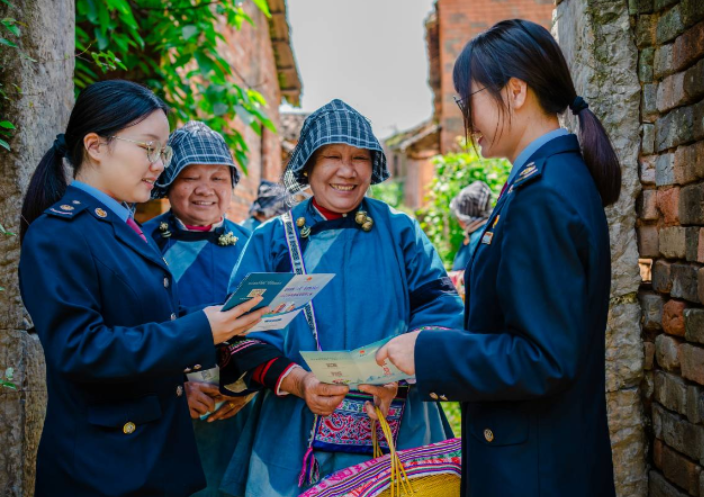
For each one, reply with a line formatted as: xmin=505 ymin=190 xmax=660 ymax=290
xmin=222 ymin=272 xmax=334 ymax=332
xmin=299 ymin=338 xmax=415 ymax=388
xmin=186 ymin=367 xmax=224 ymax=421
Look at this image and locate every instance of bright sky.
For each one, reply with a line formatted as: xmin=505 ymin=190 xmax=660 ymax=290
xmin=281 ymin=0 xmax=436 ymax=140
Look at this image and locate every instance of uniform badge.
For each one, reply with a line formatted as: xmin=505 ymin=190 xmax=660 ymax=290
xmin=95 ymin=208 xmax=107 ymax=218
xmin=481 ymin=232 xmax=494 ymax=245
xmin=518 ymin=162 xmax=537 ymax=180
xmin=60 ymin=204 xmax=74 ymax=211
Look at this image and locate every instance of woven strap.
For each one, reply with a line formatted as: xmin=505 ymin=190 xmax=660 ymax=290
xmin=282 ymin=211 xmax=321 ymax=352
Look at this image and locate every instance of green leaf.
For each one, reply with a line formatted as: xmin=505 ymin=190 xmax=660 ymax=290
xmin=213 ymin=102 xmax=228 ymax=116
xmin=0 ymin=120 xmax=15 ymax=129
xmin=0 ymin=37 xmax=17 ymax=47
xmin=0 ymin=137 xmax=10 ymax=151
xmin=182 ymin=25 xmax=198 ymax=41
xmin=2 ymin=18 xmax=20 ymax=36
xmin=251 ymin=0 xmax=271 ymax=18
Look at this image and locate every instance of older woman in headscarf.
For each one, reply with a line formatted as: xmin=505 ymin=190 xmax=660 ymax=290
xmin=449 ymin=180 xmax=492 ymax=271
xmin=241 ymin=179 xmax=291 ymax=232
xmin=143 ymin=121 xmax=253 ymax=497
xmin=218 ymin=99 xmax=463 ymax=497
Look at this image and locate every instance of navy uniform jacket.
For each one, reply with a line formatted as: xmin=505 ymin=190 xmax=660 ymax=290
xmin=415 ymin=135 xmax=616 ymax=497
xmin=19 ymin=186 xmax=217 ymax=497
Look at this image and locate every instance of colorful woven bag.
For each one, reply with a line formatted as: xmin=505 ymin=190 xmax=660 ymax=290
xmin=298 ymin=433 xmax=462 ymax=497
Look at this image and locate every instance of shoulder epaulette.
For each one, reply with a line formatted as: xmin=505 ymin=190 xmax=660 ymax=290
xmin=512 ymin=158 xmax=547 ymax=191
xmin=45 ymin=199 xmax=89 ymax=220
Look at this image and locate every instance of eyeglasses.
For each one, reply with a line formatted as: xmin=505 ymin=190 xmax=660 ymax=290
xmin=453 ymin=86 xmax=488 ymax=113
xmin=108 ymin=136 xmax=173 ymax=168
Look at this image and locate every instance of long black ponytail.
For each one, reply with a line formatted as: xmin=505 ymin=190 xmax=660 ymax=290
xmin=20 ymin=80 xmax=168 ymax=242
xmin=452 ymin=19 xmax=621 ymax=206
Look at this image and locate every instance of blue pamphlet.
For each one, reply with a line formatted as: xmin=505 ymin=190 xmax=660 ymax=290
xmin=222 ymin=272 xmax=335 ymax=332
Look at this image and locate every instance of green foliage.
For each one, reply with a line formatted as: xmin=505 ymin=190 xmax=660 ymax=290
xmin=0 ymin=367 xmax=16 ymax=390
xmin=0 ymin=0 xmax=34 ymax=152
xmin=75 ymin=0 xmax=276 ymax=172
xmin=416 ymin=146 xmax=511 ymax=267
xmin=442 ymin=402 xmax=461 ymax=437
xmin=370 ymin=180 xmax=408 ymax=212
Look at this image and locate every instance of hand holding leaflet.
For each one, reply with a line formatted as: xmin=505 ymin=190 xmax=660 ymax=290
xmin=222 ymin=273 xmax=334 ymax=332
xmin=300 ymin=338 xmax=415 ymax=388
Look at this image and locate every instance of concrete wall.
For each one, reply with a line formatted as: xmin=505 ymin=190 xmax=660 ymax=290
xmin=0 ymin=0 xmax=74 ymax=495
xmin=555 ymin=0 xmax=648 ymax=495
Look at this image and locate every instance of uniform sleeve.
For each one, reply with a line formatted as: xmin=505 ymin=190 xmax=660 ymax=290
xmin=19 ymin=223 xmax=216 ymax=383
xmin=222 ymin=220 xmax=297 ymax=391
xmin=415 ymin=186 xmax=590 ymax=402
xmin=402 ymin=217 xmax=464 ymax=331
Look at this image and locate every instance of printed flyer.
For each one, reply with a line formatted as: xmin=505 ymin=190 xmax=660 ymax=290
xmin=223 ymin=272 xmax=335 ymax=332
xmin=300 ymin=338 xmax=415 ymax=387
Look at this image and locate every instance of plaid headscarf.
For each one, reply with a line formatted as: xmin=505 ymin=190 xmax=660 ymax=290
xmin=152 ymin=121 xmax=240 ymax=199
xmin=450 ymin=181 xmax=492 ymax=226
xmin=249 ymin=180 xmax=291 ymax=218
xmin=283 ymin=99 xmax=389 ymax=194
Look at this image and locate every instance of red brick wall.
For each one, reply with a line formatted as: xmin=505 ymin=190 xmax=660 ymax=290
xmin=136 ymin=2 xmax=285 ymax=224
xmin=437 ymin=0 xmax=554 ymax=153
xmin=633 ymin=1 xmax=704 ymax=496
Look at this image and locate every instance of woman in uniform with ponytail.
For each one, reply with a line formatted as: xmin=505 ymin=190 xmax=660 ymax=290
xmin=378 ymin=19 xmax=620 ymax=497
xmin=18 ymin=80 xmax=268 ymax=497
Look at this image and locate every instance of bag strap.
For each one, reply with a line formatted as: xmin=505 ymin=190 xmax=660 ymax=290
xmin=282 ymin=211 xmax=322 ymax=352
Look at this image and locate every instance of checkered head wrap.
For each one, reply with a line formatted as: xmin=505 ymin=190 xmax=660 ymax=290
xmin=283 ymin=99 xmax=389 ymax=195
xmin=152 ymin=121 xmax=240 ymax=199
xmin=249 ymin=180 xmax=291 ymax=218
xmin=450 ymin=181 xmax=492 ymax=225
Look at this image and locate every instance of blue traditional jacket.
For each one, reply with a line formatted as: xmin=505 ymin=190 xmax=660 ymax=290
xmin=144 ymin=211 xmax=251 ymax=307
xmin=220 ymin=197 xmax=464 ymax=497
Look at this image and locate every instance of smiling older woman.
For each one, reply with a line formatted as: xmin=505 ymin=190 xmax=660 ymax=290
xmin=143 ymin=121 xmax=253 ymax=497
xmin=217 ymin=100 xmax=463 ymax=497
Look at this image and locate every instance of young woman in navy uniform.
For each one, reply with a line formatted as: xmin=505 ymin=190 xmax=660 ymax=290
xmin=19 ymin=80 xmax=268 ymax=497
xmin=378 ymin=19 xmax=620 ymax=497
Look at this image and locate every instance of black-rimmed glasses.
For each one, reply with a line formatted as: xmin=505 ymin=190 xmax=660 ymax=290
xmin=453 ymin=86 xmax=488 ymax=113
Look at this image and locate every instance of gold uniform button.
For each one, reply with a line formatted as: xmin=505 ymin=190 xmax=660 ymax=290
xmin=484 ymin=429 xmax=494 ymax=443
xmin=176 ymin=385 xmax=183 ymax=397
xmin=123 ymin=422 xmax=136 ymax=434
xmin=193 ymin=364 xmax=202 ymax=371
xmin=164 ymin=277 xmax=170 ymax=288
xmin=170 ymin=313 xmax=177 ymax=321
xmin=429 ymin=392 xmax=439 ymax=400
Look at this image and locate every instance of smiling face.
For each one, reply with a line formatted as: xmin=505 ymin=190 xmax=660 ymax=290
xmin=80 ymin=110 xmax=171 ymax=204
xmin=307 ymin=144 xmax=373 ymax=214
xmin=168 ymin=164 xmax=233 ymax=226
xmin=467 ymin=81 xmax=510 ymax=159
